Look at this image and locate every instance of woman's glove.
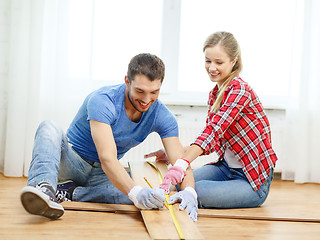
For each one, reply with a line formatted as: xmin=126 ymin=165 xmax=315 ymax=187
xmin=128 ymin=186 xmax=166 ymax=209
xmin=168 ymin=187 xmax=198 ymax=222
xmin=160 ymin=158 xmax=189 ymax=193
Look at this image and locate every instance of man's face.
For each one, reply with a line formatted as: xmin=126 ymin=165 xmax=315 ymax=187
xmin=125 ymin=74 xmax=162 ymax=113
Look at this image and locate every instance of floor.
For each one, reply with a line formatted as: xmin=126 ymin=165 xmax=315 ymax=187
xmin=0 ymin=173 xmax=320 ymax=240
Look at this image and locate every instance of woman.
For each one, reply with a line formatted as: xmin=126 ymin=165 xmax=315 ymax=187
xmin=160 ymin=31 xmax=278 ymax=209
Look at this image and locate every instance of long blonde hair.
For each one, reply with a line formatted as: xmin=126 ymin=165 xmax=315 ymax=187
xmin=203 ymin=31 xmax=243 ymax=113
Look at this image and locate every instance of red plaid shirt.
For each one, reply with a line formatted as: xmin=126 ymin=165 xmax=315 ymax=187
xmin=193 ymin=76 xmax=277 ymax=191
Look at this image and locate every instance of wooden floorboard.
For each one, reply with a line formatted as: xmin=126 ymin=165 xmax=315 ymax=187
xmin=197 ymin=180 xmax=320 ymax=222
xmin=1 ymin=173 xmax=320 ymax=239
xmin=129 ymin=161 xmax=204 ymax=239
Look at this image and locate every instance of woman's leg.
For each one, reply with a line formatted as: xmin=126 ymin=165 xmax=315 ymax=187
xmin=195 ymin=166 xmax=273 ymax=208
xmin=193 ymin=160 xmax=231 ymax=182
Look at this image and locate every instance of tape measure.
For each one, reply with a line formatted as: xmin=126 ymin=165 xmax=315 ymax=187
xmin=146 ymin=161 xmax=185 ymax=240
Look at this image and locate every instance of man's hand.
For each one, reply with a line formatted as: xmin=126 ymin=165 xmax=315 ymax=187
xmin=128 ymin=186 xmax=166 ymax=209
xmin=144 ymin=149 xmax=170 ymax=164
xmin=168 ymin=187 xmax=198 ymax=222
xmin=160 ymin=158 xmax=189 ymax=193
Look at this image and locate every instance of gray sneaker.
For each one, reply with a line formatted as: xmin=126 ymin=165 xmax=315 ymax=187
xmin=55 ymin=180 xmax=77 ymax=203
xmin=20 ymin=183 xmax=64 ymax=220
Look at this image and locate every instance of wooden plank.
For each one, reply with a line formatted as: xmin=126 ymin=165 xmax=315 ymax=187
xmin=62 ymin=201 xmax=138 ymax=214
xmin=62 ymin=201 xmax=320 ymax=223
xmin=197 ymin=217 xmax=320 ymax=240
xmin=141 ymin=207 xmax=180 ymax=240
xmin=197 ymin=180 xmax=320 ymax=223
xmin=129 ymin=161 xmax=164 ymax=188
xmin=129 ymin=160 xmax=204 ymax=240
xmin=198 ymin=206 xmax=320 ymax=223
xmin=62 ymin=176 xmax=320 ymax=224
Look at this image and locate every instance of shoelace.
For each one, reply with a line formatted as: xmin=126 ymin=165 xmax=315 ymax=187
xmin=55 ymin=190 xmax=71 ymax=203
xmin=36 ymin=184 xmax=59 ymax=203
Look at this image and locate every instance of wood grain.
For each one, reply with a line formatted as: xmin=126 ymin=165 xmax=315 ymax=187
xmin=62 ymin=201 xmax=138 ymax=214
xmin=1 ymin=174 xmax=320 ymax=240
xmin=129 ymin=160 xmax=204 ymax=240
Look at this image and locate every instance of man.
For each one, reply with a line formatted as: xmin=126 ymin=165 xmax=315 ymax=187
xmin=20 ymin=53 xmax=197 ymax=221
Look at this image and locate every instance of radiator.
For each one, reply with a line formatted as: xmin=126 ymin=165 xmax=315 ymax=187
xmin=120 ymin=125 xmax=215 ymax=169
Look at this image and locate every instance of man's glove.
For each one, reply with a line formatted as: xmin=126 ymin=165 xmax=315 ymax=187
xmin=128 ymin=186 xmax=166 ymax=209
xmin=160 ymin=158 xmax=189 ymax=193
xmin=168 ymin=187 xmax=198 ymax=222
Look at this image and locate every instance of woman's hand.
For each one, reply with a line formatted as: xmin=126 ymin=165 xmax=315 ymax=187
xmin=144 ymin=149 xmax=170 ymax=164
xmin=160 ymin=158 xmax=189 ymax=193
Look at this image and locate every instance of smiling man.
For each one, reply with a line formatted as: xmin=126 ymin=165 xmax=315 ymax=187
xmin=20 ymin=53 xmax=187 ymax=220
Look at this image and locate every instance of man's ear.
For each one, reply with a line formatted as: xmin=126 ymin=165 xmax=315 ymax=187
xmin=125 ymin=76 xmax=130 ymax=87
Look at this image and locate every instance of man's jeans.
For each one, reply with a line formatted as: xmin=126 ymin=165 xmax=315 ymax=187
xmin=194 ymin=159 xmax=274 ymax=208
xmin=27 ymin=120 xmax=132 ymax=204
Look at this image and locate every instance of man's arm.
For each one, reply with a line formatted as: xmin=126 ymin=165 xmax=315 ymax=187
xmin=90 ymin=120 xmax=166 ymax=210
xmin=90 ymin=120 xmax=135 ymax=195
xmin=161 ymin=137 xmax=195 ymax=189
xmin=161 ymin=136 xmax=184 ymax=165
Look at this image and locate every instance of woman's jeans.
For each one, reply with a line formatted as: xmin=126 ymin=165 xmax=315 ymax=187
xmin=27 ymin=120 xmax=132 ymax=204
xmin=194 ymin=159 xmax=274 ymax=208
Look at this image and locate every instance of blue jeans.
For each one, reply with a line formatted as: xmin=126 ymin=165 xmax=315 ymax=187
xmin=194 ymin=159 xmax=273 ymax=208
xmin=27 ymin=120 xmax=132 ymax=204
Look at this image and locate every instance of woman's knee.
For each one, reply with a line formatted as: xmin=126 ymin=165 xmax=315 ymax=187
xmin=195 ymin=180 xmax=216 ymax=208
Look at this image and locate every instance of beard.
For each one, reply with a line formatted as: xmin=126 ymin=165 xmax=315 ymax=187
xmin=127 ymin=88 xmax=144 ymax=113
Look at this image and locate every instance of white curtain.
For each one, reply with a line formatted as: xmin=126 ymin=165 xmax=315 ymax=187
xmin=1 ymin=0 xmax=164 ymax=177
xmin=3 ymin=0 xmax=65 ymax=177
xmin=283 ymin=0 xmax=320 ymax=183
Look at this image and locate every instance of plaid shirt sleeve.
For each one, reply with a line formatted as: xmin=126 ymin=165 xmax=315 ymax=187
xmin=194 ymin=77 xmax=278 ymax=190
xmin=194 ymin=81 xmax=251 ymax=155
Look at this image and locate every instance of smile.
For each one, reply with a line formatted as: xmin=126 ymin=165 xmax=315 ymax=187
xmin=209 ymin=72 xmax=219 ymax=77
xmin=138 ymin=101 xmax=149 ymax=108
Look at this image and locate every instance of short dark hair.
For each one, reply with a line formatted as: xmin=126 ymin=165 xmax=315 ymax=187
xmin=127 ymin=53 xmax=165 ymax=83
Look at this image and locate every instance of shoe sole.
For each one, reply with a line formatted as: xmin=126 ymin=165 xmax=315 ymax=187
xmin=20 ymin=186 xmax=64 ymax=220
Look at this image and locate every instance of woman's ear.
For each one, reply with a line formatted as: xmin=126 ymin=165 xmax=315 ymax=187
xmin=232 ymin=57 xmax=238 ymax=67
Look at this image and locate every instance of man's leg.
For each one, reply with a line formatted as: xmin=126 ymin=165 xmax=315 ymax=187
xmin=72 ymin=165 xmax=132 ymax=205
xmin=27 ymin=120 xmax=67 ymax=188
xmin=21 ymin=120 xmax=70 ymax=219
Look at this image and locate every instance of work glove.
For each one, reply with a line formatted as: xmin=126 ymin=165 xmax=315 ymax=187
xmin=160 ymin=158 xmax=189 ymax=193
xmin=144 ymin=149 xmax=170 ymax=165
xmin=128 ymin=186 xmax=166 ymax=209
xmin=168 ymin=187 xmax=198 ymax=222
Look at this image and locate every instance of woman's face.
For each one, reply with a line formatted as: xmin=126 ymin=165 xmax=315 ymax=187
xmin=204 ymin=45 xmax=236 ymax=87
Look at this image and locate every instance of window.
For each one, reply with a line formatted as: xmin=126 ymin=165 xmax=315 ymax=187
xmin=64 ymin=0 xmax=301 ymax=108
xmin=161 ymin=0 xmax=300 ymax=108
xmin=67 ymin=0 xmax=163 ymax=84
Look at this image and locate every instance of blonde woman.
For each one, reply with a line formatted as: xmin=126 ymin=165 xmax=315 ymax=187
xmin=160 ymin=31 xmax=278 ymax=209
